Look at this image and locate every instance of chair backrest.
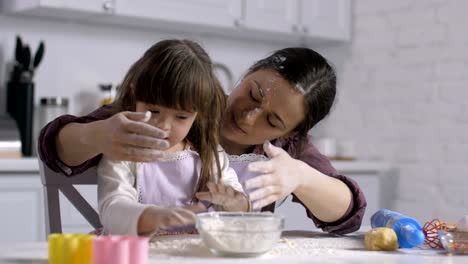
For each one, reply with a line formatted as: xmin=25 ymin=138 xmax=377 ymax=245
xmin=38 ymin=161 xmax=102 ymax=236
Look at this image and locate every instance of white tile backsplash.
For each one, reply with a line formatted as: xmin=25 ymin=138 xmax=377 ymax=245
xmin=320 ymin=0 xmax=468 ymax=223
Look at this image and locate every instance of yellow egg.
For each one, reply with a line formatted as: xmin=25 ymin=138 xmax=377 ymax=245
xmin=365 ymin=227 xmax=399 ymax=251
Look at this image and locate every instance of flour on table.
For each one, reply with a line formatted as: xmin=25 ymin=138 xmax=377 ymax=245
xmin=149 ymin=233 xmax=365 ymax=258
xmin=150 ymin=236 xmax=212 ymax=258
xmin=267 ymin=236 xmax=364 ymax=257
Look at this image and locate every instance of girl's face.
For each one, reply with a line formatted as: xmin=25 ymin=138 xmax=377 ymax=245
xmin=136 ymin=102 xmax=197 ymax=152
xmin=222 ymin=69 xmax=306 ymax=146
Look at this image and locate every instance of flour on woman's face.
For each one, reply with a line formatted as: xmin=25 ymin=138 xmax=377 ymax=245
xmin=222 ymin=69 xmax=306 ymax=146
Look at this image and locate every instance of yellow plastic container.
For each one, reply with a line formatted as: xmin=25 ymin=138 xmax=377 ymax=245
xmin=48 ymin=233 xmax=95 ymax=264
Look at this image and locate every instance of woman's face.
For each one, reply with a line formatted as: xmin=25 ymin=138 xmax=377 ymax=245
xmin=136 ymin=102 xmax=197 ymax=152
xmin=222 ymin=69 xmax=306 ymax=146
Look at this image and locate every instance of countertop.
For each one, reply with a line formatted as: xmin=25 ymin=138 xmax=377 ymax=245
xmin=0 ymin=231 xmax=465 ymax=264
xmin=0 ymin=158 xmax=390 ymax=174
xmin=0 ymin=157 xmax=39 ymax=172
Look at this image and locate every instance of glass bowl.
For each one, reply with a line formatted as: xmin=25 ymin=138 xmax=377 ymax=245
xmin=196 ymin=212 xmax=284 ymax=257
xmin=438 ymin=229 xmax=468 ymax=254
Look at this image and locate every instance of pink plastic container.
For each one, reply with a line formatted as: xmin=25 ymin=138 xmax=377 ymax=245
xmin=127 ymin=237 xmax=149 ymax=264
xmin=108 ymin=237 xmax=129 ymax=264
xmin=92 ymin=235 xmax=149 ymax=264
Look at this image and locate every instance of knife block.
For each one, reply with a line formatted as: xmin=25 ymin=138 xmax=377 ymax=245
xmin=6 ymin=80 xmax=34 ymax=156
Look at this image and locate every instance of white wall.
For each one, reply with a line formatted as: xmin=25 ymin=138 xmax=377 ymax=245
xmin=0 ymin=14 xmax=283 ymax=116
xmin=321 ymin=0 xmax=468 ymax=223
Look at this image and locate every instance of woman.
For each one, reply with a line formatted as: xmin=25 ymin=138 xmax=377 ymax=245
xmin=39 ymin=46 xmax=366 ymax=235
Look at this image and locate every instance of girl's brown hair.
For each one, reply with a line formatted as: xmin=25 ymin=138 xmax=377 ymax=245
xmin=114 ymin=39 xmax=226 ymax=194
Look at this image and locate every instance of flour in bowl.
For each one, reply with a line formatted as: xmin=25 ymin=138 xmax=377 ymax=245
xmin=196 ymin=213 xmax=284 ymax=256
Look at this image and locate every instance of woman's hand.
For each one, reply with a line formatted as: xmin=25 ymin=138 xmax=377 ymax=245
xmin=85 ymin=111 xmax=170 ymax=162
xmin=138 ymin=206 xmax=196 ymax=235
xmin=195 ymin=182 xmax=250 ymax=212
xmin=245 ymin=141 xmax=305 ymax=210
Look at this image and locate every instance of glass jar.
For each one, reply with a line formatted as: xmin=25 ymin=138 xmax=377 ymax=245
xmin=38 ymin=97 xmax=69 ymax=130
xmin=99 ymin=83 xmax=115 ymax=106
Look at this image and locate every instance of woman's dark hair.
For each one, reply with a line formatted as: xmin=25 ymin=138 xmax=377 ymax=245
xmin=247 ymin=48 xmax=336 ymax=158
xmin=114 ymin=39 xmax=226 ymax=194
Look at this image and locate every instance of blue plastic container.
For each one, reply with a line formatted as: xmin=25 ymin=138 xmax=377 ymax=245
xmin=371 ymin=209 xmax=425 ymax=248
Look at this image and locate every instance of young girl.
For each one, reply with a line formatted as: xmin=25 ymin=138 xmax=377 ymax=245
xmin=97 ymin=39 xmax=250 ymax=236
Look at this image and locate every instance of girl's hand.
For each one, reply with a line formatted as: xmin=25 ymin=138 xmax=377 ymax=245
xmin=245 ymin=141 xmax=305 ymax=210
xmin=139 ymin=206 xmax=196 ymax=235
xmin=88 ymin=111 xmax=170 ymax=162
xmin=195 ymin=182 xmax=250 ymax=212
xmin=183 ymin=202 xmax=209 ymax=214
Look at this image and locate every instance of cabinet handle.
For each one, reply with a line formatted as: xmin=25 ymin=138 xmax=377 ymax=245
xmin=292 ymin=24 xmax=299 ymax=32
xmin=102 ymin=1 xmax=115 ymax=13
xmin=302 ymin=26 xmax=309 ymax=34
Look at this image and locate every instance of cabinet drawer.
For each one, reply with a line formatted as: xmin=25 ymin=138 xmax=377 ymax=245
xmin=0 ymin=175 xmax=44 ymax=242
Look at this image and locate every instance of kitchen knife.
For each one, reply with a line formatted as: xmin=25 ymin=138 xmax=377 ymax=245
xmin=23 ymin=45 xmax=31 ymax=71
xmin=14 ymin=35 xmax=23 ymax=65
xmin=33 ymin=41 xmax=45 ymax=69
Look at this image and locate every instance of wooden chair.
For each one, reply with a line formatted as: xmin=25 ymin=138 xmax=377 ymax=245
xmin=38 ymin=161 xmax=102 ymax=236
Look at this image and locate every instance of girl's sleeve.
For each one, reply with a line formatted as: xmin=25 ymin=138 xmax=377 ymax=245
xmin=292 ymin=142 xmax=367 ymax=235
xmin=217 ymin=148 xmax=244 ymax=193
xmin=97 ymin=157 xmax=150 ymax=236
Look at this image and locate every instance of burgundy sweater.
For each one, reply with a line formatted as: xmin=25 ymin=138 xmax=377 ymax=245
xmin=38 ymin=105 xmax=366 ymax=235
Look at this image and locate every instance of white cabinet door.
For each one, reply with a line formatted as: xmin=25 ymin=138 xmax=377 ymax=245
xmin=243 ymin=0 xmax=299 ymax=34
xmin=0 ymin=0 xmax=114 ymax=19
xmin=39 ymin=0 xmax=112 ymax=13
xmin=0 ymin=175 xmax=44 ymax=242
xmin=300 ymin=0 xmax=351 ymax=41
xmin=59 ymin=185 xmax=98 ymax=234
xmin=115 ymin=0 xmax=241 ymax=28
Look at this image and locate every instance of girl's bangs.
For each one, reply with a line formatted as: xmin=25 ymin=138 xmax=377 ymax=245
xmin=135 ymin=63 xmax=211 ymax=113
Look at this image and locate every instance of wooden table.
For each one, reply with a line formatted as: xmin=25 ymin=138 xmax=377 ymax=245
xmin=0 ymin=231 xmax=466 ymax=263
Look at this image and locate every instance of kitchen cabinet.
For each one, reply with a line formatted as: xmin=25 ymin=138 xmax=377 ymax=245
xmin=0 ymin=0 xmax=115 ymax=20
xmin=301 ymin=0 xmax=351 ymax=41
xmin=115 ymin=0 xmax=241 ymax=29
xmin=242 ymin=0 xmax=351 ymax=41
xmin=34 ymin=0 xmax=112 ymax=13
xmin=58 ymin=185 xmax=98 ymax=234
xmin=274 ymin=161 xmax=396 ymax=229
xmin=0 ymin=158 xmax=98 ymax=241
xmin=243 ymin=0 xmax=298 ymax=34
xmin=0 ymin=0 xmax=351 ymax=44
xmin=0 ymin=174 xmax=44 ymax=243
